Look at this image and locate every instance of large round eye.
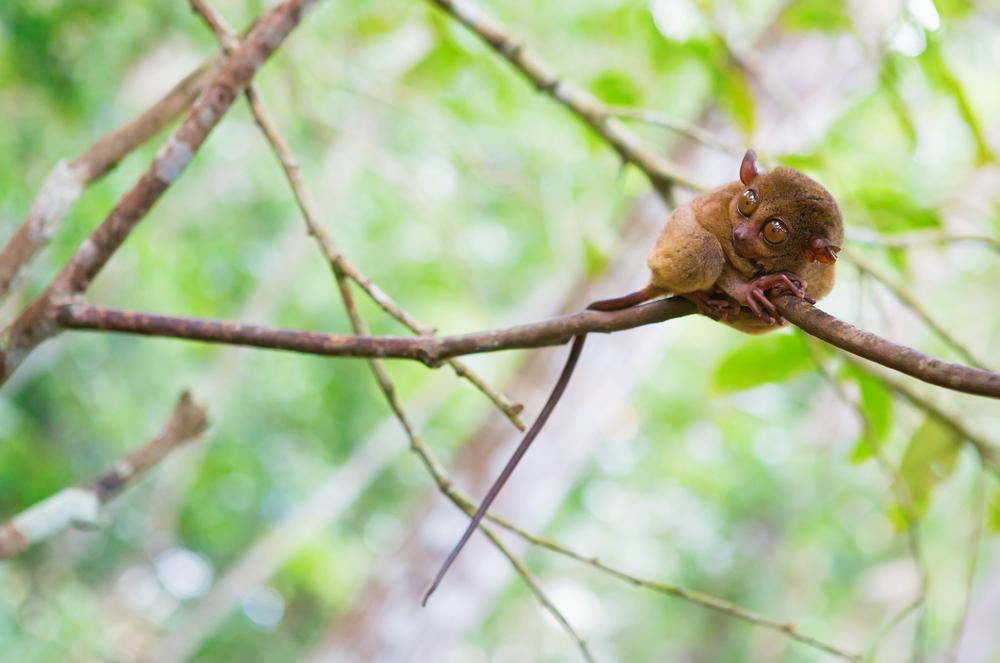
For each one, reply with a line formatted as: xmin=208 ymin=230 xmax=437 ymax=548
xmin=763 ymin=218 xmax=788 ymax=244
xmin=737 ymin=189 xmax=759 ymax=217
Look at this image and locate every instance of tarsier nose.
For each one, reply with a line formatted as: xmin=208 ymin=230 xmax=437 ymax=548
xmin=733 ymin=226 xmax=752 ymax=241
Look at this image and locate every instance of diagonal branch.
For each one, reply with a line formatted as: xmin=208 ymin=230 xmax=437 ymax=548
xmin=775 ymin=296 xmax=1000 ymax=400
xmin=0 ymin=58 xmax=223 ymax=305
xmin=0 ymin=392 xmax=207 ymax=560
xmin=187 ymin=0 xmax=523 ymax=429
xmin=0 ymin=0 xmax=321 ymax=388
xmin=845 ymin=251 xmax=988 ymax=370
xmin=421 ymin=0 xmax=708 ymax=195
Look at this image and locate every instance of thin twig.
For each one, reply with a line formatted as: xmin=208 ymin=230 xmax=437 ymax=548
xmin=606 ymin=105 xmax=744 ymax=157
xmin=186 ymin=6 xmax=584 ymax=658
xmin=867 ymin=598 xmax=921 ymax=663
xmin=846 ymin=231 xmax=1000 ymax=254
xmin=187 ymin=2 xmax=524 ymax=428
xmin=0 ymin=392 xmax=207 ymax=560
xmin=944 ymin=472 xmax=987 ymax=663
xmin=478 ymin=523 xmax=598 ymax=663
xmin=844 ymin=251 xmax=988 ymax=370
xmin=421 ymin=0 xmax=708 ymax=195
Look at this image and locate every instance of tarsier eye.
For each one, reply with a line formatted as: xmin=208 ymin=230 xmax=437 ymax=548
xmin=763 ymin=218 xmax=789 ymax=244
xmin=737 ymin=189 xmax=759 ymax=217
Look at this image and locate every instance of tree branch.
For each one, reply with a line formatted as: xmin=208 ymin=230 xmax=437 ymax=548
xmin=775 ymin=296 xmax=1000 ymax=399
xmin=0 ymin=392 xmax=207 ymax=560
xmin=187 ymin=0 xmax=525 ymax=429
xmin=0 ymin=0 xmax=321 ymax=387
xmin=55 ymin=299 xmax=697 ymax=365
xmin=0 ymin=59 xmax=223 ymax=305
xmin=421 ymin=0 xmax=708 ymax=195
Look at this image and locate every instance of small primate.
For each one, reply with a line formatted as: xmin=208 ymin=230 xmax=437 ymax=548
xmin=422 ymin=149 xmax=843 ymax=604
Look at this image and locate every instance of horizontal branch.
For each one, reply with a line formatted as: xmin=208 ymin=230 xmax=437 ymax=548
xmin=55 ymin=299 xmax=697 ymax=365
xmin=0 ymin=392 xmax=207 ymax=560
xmin=776 ymin=296 xmax=1000 ymax=399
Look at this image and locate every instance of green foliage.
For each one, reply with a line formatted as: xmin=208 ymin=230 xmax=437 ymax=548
xmin=897 ymin=416 xmax=961 ymax=518
xmin=590 ymin=70 xmax=643 ymax=106
xmin=840 ymin=365 xmax=894 ymax=462
xmin=711 ymin=332 xmax=813 ymax=393
xmin=918 ymin=36 xmax=996 ymax=166
xmin=782 ymin=0 xmax=853 ymax=32
xmin=853 ymin=186 xmax=941 ymax=233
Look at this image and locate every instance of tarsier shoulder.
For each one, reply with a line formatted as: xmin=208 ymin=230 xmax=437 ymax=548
xmin=647 ymin=149 xmax=843 ymax=333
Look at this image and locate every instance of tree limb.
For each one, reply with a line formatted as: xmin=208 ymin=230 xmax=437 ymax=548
xmin=0 ymin=392 xmax=207 ymax=560
xmin=0 ymin=0 xmax=321 ymax=387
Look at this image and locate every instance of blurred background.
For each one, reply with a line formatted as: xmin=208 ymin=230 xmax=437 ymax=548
xmin=1 ymin=0 xmax=999 ymax=661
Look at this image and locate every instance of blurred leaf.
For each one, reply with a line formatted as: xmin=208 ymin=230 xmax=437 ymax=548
xmin=782 ymin=0 xmax=852 ymax=32
xmin=716 ymin=66 xmax=755 ymax=134
xmin=841 ymin=365 xmax=894 ymax=462
xmin=591 ymin=70 xmax=642 ymax=106
xmin=918 ymin=37 xmax=995 ymax=166
xmin=777 ymin=152 xmax=826 ymax=172
xmin=934 ymin=0 xmax=973 ymax=19
xmin=711 ymin=333 xmax=812 ymax=393
xmin=583 ymin=236 xmax=610 ymax=278
xmin=898 ymin=416 xmax=961 ymax=517
xmin=880 ymin=56 xmax=917 ymax=147
xmin=989 ymin=488 xmax=1000 ymax=532
xmin=854 ymin=187 xmax=940 ymax=234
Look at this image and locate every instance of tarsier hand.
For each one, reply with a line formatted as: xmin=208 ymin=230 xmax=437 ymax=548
xmin=734 ymin=272 xmax=815 ymax=325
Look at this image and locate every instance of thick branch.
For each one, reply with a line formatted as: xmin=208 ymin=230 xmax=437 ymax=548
xmin=0 ymin=0 xmax=319 ymax=387
xmin=0 ymin=392 xmax=207 ymax=560
xmin=55 ymin=300 xmax=697 ymax=364
xmin=777 ymin=296 xmax=1000 ymax=399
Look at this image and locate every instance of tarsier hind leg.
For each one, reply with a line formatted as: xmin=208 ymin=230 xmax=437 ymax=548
xmin=422 ymin=288 xmax=659 ymax=605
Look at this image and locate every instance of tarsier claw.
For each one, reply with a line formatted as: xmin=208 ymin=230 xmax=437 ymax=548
xmin=738 ymin=272 xmax=809 ymax=324
xmin=683 ymin=290 xmax=739 ymax=322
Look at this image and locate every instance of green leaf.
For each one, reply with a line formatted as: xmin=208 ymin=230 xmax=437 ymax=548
xmin=918 ymin=37 xmax=995 ymax=166
xmin=933 ymin=0 xmax=973 ymax=19
xmin=782 ymin=0 xmax=853 ymax=32
xmin=898 ymin=416 xmax=961 ymax=518
xmin=989 ymin=489 xmax=1000 ymax=533
xmin=841 ymin=365 xmax=894 ymax=462
xmin=583 ymin=236 xmax=610 ymax=278
xmin=590 ymin=70 xmax=642 ymax=107
xmin=854 ymin=187 xmax=941 ymax=234
xmin=711 ymin=333 xmax=813 ymax=393
xmin=717 ymin=66 xmax=755 ymax=134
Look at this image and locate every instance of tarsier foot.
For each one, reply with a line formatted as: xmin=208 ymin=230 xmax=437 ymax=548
xmin=683 ymin=290 xmax=739 ymax=322
xmin=736 ymin=272 xmax=813 ymax=325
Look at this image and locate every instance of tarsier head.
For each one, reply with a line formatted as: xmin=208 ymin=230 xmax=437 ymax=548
xmin=730 ymin=149 xmax=843 ymax=273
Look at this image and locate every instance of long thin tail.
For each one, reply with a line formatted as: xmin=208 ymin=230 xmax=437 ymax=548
xmin=422 ymin=333 xmax=586 ymax=606
xmin=421 ymin=284 xmax=660 ymax=606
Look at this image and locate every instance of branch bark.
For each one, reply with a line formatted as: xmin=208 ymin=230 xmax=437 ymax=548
xmin=0 ymin=59 xmax=223 ymax=304
xmin=776 ymin=296 xmax=1000 ymax=399
xmin=0 ymin=0 xmax=320 ymax=387
xmin=0 ymin=392 xmax=207 ymax=560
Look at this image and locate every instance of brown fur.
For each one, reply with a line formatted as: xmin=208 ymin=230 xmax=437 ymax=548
xmin=645 ymin=153 xmax=842 ymax=334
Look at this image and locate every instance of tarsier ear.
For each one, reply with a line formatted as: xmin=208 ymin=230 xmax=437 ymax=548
xmin=740 ymin=149 xmax=759 ymax=185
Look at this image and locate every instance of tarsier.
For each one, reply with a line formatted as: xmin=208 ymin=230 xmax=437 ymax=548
xmin=423 ymin=149 xmax=843 ymax=604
